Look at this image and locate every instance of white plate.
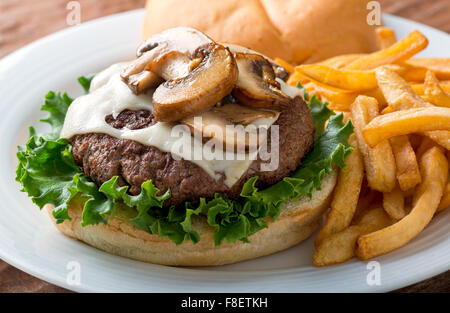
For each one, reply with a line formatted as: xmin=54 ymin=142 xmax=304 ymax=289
xmin=0 ymin=10 xmax=449 ymax=293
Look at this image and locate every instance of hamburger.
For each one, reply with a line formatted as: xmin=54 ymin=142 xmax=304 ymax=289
xmin=16 ymin=16 xmax=355 ymax=266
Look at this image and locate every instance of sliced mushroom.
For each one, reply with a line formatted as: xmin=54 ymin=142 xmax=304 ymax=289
xmin=181 ymin=103 xmax=278 ymax=150
xmin=121 ymin=27 xmax=215 ymax=94
xmin=231 ymin=52 xmax=291 ymax=110
xmin=152 ymin=43 xmax=238 ymax=122
xmin=137 ymin=27 xmax=213 ymax=59
xmin=224 ymin=43 xmax=290 ymax=81
xmin=121 ymin=27 xmax=238 ymax=122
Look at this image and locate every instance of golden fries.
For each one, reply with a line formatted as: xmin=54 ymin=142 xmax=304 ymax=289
xmin=423 ymin=70 xmax=450 ymax=108
xmin=375 ymin=69 xmax=450 ymax=149
xmin=411 ymin=81 xmax=450 ymax=95
xmin=313 ymin=207 xmax=392 ymax=266
xmin=319 ymin=54 xmax=364 ymax=69
xmin=298 ymin=64 xmax=408 ymax=92
xmin=375 ymin=27 xmax=397 ymax=50
xmin=394 ymin=61 xmax=450 ymax=82
xmin=315 ymin=134 xmax=364 ymax=246
xmin=345 ymin=30 xmax=428 ymax=70
xmin=389 ymin=135 xmax=421 ymax=191
xmin=356 ymin=147 xmax=448 ymax=260
xmin=351 ymin=96 xmax=397 ymax=192
xmin=292 ymin=29 xmax=450 ymax=267
xmin=376 ymin=67 xmax=432 ymax=111
xmin=382 ymin=185 xmax=406 ymax=220
xmin=297 ymin=64 xmax=378 ymax=91
xmin=399 ymin=64 xmax=428 ymax=82
xmin=362 ymin=107 xmax=450 ymax=147
xmin=416 ymin=136 xmax=439 ymax=160
xmin=406 ymin=58 xmax=450 ymax=80
xmin=423 ymin=130 xmax=450 ymax=150
xmin=312 ymin=86 xmax=386 ymax=112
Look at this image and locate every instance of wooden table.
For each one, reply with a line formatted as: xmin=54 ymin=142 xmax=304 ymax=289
xmin=0 ymin=0 xmax=449 ymax=293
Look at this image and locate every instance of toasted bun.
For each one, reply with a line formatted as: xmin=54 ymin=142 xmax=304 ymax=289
xmin=46 ymin=170 xmax=337 ymax=266
xmin=142 ymin=0 xmax=378 ymax=64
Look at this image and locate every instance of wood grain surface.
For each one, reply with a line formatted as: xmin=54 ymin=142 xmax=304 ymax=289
xmin=0 ymin=0 xmax=449 ymax=293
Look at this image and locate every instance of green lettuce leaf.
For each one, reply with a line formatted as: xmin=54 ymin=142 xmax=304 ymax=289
xmin=16 ymin=134 xmax=79 ymax=223
xmin=16 ymin=77 xmax=354 ymax=246
xmin=78 ymin=75 xmax=95 ymax=94
xmin=40 ymin=92 xmax=73 ymax=140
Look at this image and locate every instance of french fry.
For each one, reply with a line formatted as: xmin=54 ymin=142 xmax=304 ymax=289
xmin=375 ymin=69 xmax=450 ymax=149
xmin=411 ymin=81 xmax=450 ymax=95
xmin=297 ymin=64 xmax=378 ymax=91
xmin=362 ymin=107 xmax=450 ymax=147
xmin=345 ymin=30 xmax=428 ymax=70
xmin=315 ymin=134 xmax=364 ymax=246
xmin=363 ymin=88 xmax=388 ymax=109
xmin=437 ymin=182 xmax=450 ymax=212
xmin=405 ymin=58 xmax=450 ymax=80
xmin=351 ymin=96 xmax=397 ymax=192
xmin=315 ymin=87 xmax=357 ymax=111
xmin=313 ymin=86 xmax=386 ymax=112
xmin=423 ymin=130 xmax=450 ymax=150
xmin=423 ymin=70 xmax=450 ymax=108
xmin=400 ymin=64 xmax=450 ymax=84
xmin=313 ymin=207 xmax=392 ymax=266
xmin=381 ymin=106 xmax=394 ymax=114
xmin=356 ymin=147 xmax=448 ymax=260
xmin=399 ymin=64 xmax=428 ymax=82
xmin=375 ymin=67 xmax=433 ymax=111
xmin=389 ymin=135 xmax=421 ymax=191
xmin=413 ymin=148 xmax=449 ymax=206
xmin=416 ymin=136 xmax=439 ymax=160
xmin=298 ymin=64 xmax=406 ymax=92
xmin=383 ymin=185 xmax=406 ymax=220
xmin=375 ymin=27 xmax=397 ymax=50
xmin=397 ymin=62 xmax=450 ymax=82
xmin=274 ymin=58 xmax=295 ymax=74
xmin=319 ymin=54 xmax=364 ymax=69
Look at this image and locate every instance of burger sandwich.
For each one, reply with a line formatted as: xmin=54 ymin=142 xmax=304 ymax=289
xmin=16 ymin=21 xmax=357 ymax=265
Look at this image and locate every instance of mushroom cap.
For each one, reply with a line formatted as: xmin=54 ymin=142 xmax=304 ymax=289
xmin=232 ymin=52 xmax=291 ymax=110
xmin=152 ymin=44 xmax=238 ymax=122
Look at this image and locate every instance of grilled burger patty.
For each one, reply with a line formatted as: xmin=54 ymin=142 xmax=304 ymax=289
xmin=69 ymin=96 xmax=315 ymax=207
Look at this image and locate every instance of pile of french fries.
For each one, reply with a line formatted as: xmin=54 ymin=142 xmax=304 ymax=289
xmin=283 ymin=27 xmax=450 ymax=266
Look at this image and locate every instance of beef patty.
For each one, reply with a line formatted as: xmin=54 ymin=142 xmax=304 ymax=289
xmin=70 ymin=97 xmax=315 ymax=207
